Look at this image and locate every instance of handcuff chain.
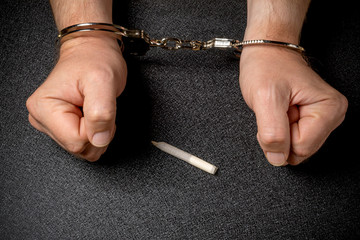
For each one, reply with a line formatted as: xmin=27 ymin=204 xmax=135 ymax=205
xmin=57 ymin=23 xmax=305 ymax=56
xmin=149 ymin=37 xmax=239 ymax=51
xmin=149 ymin=38 xmax=202 ymax=51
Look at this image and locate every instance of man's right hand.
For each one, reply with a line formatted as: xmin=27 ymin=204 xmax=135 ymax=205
xmin=26 ymin=35 xmax=127 ymax=161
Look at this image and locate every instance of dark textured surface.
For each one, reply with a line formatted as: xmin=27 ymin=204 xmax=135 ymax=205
xmin=1 ymin=0 xmax=360 ymax=239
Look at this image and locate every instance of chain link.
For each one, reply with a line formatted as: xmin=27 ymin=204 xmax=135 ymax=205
xmin=149 ymin=37 xmax=239 ymax=51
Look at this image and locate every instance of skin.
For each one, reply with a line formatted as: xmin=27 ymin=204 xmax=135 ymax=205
xmin=26 ymin=0 xmax=348 ymax=164
xmin=240 ymin=46 xmax=347 ymax=166
xmin=240 ymin=0 xmax=348 ymax=166
xmin=27 ymin=0 xmax=127 ymax=161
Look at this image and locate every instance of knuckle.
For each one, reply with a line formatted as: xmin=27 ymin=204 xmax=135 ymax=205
xmin=259 ymin=131 xmax=287 ymax=146
xmin=26 ymin=95 xmax=36 ymax=114
xmin=86 ymin=108 xmax=115 ymax=123
xmin=330 ymin=92 xmax=348 ymax=114
xmin=26 ymin=91 xmax=47 ymax=118
xmin=64 ymin=142 xmax=87 ymax=155
xmin=87 ymin=67 xmax=114 ymax=84
xmin=324 ymin=92 xmax=348 ymax=125
xmin=292 ymin=146 xmax=313 ymax=159
xmin=253 ymin=84 xmax=286 ymax=105
xmin=336 ymin=94 xmax=348 ymax=116
xmin=253 ymin=87 xmax=272 ymax=106
xmin=84 ymin=154 xmax=101 ymax=162
xmin=79 ymin=147 xmax=107 ymax=162
xmin=27 ymin=114 xmax=38 ymax=129
xmin=288 ymin=157 xmax=305 ymax=166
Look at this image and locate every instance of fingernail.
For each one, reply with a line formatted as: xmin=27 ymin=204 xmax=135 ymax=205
xmin=266 ymin=152 xmax=286 ymax=166
xmin=92 ymin=131 xmax=111 ymax=147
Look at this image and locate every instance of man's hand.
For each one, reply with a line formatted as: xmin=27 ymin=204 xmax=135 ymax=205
xmin=239 ymin=46 xmax=347 ymax=166
xmin=26 ymin=35 xmax=127 ymax=161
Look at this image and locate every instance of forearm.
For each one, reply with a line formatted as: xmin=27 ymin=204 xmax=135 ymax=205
xmin=245 ymin=0 xmax=311 ymax=44
xmin=50 ymin=0 xmax=113 ymax=30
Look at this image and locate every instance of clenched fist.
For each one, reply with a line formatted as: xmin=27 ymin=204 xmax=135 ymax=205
xmin=239 ymin=46 xmax=347 ymax=166
xmin=26 ymin=35 xmax=127 ymax=161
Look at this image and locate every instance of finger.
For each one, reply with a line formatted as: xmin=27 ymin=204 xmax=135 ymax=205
xmin=288 ymin=116 xmax=329 ymax=165
xmin=288 ymin=105 xmax=300 ymax=124
xmin=28 ymin=114 xmax=46 ymax=133
xmin=27 ymin=79 xmax=114 ymax=162
xmin=288 ymin=100 xmax=347 ymax=165
xmin=82 ymin=73 xmax=118 ymax=147
xmin=253 ymin=88 xmax=291 ymax=166
xmin=76 ymin=124 xmax=116 ymax=161
xmin=27 ymin=95 xmax=88 ymax=153
xmin=76 ymin=142 xmax=108 ymax=162
xmin=39 ymin=99 xmax=89 ymax=154
xmin=42 ymin=113 xmax=109 ymax=162
xmin=28 ymin=113 xmax=70 ymax=151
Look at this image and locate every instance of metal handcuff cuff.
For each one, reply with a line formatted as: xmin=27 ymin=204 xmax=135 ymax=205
xmin=58 ymin=22 xmax=305 ymax=57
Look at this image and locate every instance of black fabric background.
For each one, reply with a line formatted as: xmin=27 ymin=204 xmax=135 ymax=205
xmin=1 ymin=0 xmax=359 ymax=239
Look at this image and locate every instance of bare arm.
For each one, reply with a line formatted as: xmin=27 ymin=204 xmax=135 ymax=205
xmin=244 ymin=0 xmax=310 ymax=43
xmin=50 ymin=0 xmax=113 ymax=30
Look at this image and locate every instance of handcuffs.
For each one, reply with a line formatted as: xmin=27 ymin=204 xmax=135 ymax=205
xmin=58 ymin=22 xmax=305 ymax=57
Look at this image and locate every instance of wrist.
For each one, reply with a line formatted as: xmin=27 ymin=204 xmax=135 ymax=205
xmin=58 ymin=23 xmax=125 ymax=54
xmin=60 ymin=33 xmax=122 ymax=55
xmin=244 ymin=26 xmax=300 ymax=45
xmin=239 ymin=45 xmax=308 ymax=72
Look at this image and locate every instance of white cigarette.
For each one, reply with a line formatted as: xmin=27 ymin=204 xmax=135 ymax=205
xmin=151 ymin=141 xmax=218 ymax=175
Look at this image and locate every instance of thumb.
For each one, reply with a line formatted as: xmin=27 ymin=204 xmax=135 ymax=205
xmin=82 ymin=77 xmax=118 ymax=148
xmin=252 ymin=90 xmax=291 ymax=166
